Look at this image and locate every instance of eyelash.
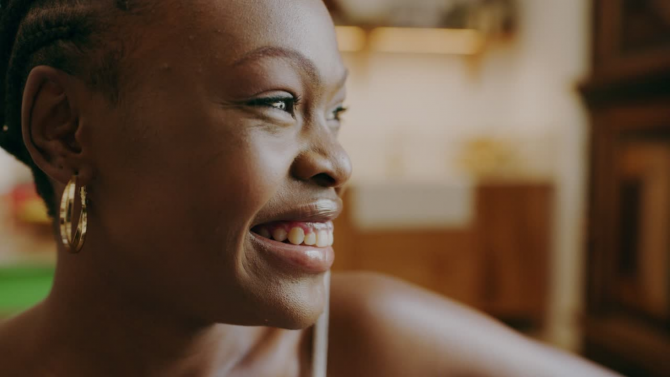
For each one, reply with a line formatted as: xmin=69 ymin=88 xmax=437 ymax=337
xmin=329 ymin=106 xmax=348 ymax=122
xmin=247 ymin=96 xmax=348 ymax=123
xmin=247 ymin=96 xmax=301 ymax=116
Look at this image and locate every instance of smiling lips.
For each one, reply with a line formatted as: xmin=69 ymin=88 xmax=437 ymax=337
xmin=250 ymin=200 xmax=340 ymax=273
xmin=253 ymin=221 xmax=334 ymax=247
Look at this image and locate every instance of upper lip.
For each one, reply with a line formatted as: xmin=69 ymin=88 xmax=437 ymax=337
xmin=251 ymin=198 xmax=343 ymax=227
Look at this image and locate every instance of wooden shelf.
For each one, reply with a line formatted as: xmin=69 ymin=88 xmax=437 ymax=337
xmin=581 ymin=1 xmax=670 ymax=376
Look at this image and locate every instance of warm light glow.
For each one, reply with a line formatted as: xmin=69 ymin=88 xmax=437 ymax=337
xmin=336 ymin=26 xmax=485 ymax=55
xmin=369 ymin=27 xmax=484 ymax=55
xmin=335 ymin=26 xmax=367 ymax=52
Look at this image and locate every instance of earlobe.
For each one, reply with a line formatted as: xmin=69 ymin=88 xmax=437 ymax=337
xmin=21 ymin=66 xmax=92 ymax=186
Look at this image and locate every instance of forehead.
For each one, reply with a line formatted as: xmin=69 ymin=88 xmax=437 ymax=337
xmin=135 ymin=0 xmax=345 ymax=85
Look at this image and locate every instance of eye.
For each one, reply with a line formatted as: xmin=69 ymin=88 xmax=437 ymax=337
xmin=327 ymin=106 xmax=348 ymax=122
xmin=247 ymin=95 xmax=301 ymax=116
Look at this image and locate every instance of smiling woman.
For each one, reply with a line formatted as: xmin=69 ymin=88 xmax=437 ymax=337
xmin=0 ymin=1 xmax=620 ymax=376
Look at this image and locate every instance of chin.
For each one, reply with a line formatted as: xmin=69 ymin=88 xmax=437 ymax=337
xmin=278 ymin=301 xmax=326 ymax=330
xmin=223 ymin=237 xmax=331 ymax=328
xmin=250 ymin=274 xmax=329 ymax=330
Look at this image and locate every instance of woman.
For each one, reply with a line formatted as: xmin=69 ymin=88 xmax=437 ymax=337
xmin=0 ymin=0 xmax=619 ymax=376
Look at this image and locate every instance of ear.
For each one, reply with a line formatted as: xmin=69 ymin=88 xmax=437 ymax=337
xmin=21 ymin=66 xmax=94 ymax=186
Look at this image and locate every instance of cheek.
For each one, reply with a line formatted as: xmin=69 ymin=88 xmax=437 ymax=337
xmin=193 ymin=142 xmax=278 ymax=234
xmin=195 ymin=132 xmax=296 ymax=233
xmin=90 ymin=107 xmax=294 ymax=262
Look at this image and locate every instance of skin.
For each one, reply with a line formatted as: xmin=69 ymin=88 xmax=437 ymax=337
xmin=0 ymin=0 xmax=620 ymax=376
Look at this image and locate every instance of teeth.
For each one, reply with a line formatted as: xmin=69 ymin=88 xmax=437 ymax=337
xmin=304 ymin=232 xmax=317 ymax=246
xmin=258 ymin=228 xmax=272 ymax=239
xmin=316 ymin=230 xmax=329 ymax=247
xmin=288 ymin=227 xmax=305 ymax=245
xmin=272 ymin=228 xmax=288 ymax=242
xmin=256 ymin=224 xmax=333 ymax=247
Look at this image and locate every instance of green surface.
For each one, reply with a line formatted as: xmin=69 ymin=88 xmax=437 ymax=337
xmin=0 ymin=265 xmax=55 ymax=317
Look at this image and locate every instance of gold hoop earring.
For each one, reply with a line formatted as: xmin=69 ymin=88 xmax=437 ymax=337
xmin=59 ymin=175 xmax=88 ymax=253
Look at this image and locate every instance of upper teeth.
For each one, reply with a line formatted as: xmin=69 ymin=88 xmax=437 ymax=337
xmin=304 ymin=231 xmax=317 ymax=246
xmin=272 ymin=228 xmax=288 ymax=243
xmin=316 ymin=230 xmax=330 ymax=247
xmin=288 ymin=227 xmax=305 ymax=245
xmin=256 ymin=223 xmax=334 ymax=247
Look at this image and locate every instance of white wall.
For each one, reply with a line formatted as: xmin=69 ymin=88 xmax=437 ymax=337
xmin=527 ymin=0 xmax=591 ymax=352
xmin=0 ymin=150 xmax=29 ymax=195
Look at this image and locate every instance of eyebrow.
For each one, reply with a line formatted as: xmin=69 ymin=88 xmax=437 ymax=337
xmin=232 ymin=46 xmax=348 ymax=90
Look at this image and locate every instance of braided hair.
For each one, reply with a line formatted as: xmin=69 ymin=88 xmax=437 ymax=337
xmin=0 ymin=0 xmax=141 ymax=217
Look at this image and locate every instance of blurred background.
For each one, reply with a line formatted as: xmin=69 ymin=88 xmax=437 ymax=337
xmin=1 ymin=0 xmax=669 ymax=376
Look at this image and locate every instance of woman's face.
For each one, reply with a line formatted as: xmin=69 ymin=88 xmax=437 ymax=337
xmin=83 ymin=0 xmax=351 ymax=328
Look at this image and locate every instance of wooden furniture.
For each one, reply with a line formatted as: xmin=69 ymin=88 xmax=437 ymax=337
xmin=580 ymin=1 xmax=670 ymax=375
xmin=333 ymin=183 xmax=552 ymax=331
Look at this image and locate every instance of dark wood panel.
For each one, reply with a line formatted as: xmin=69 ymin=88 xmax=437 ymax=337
xmin=582 ymin=2 xmax=670 ymax=371
xmin=593 ymin=0 xmax=670 ymax=84
xmin=586 ymin=100 xmax=670 ymax=327
xmin=584 ymin=316 xmax=670 ymax=377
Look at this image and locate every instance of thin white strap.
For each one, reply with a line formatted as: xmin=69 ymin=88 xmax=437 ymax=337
xmin=311 ymin=271 xmax=331 ymax=377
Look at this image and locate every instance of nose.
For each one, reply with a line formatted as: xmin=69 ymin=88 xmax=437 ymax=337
xmin=291 ymin=136 xmax=352 ymax=190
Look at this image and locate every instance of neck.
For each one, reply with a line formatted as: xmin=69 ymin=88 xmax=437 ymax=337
xmin=36 ymin=254 xmax=265 ymax=377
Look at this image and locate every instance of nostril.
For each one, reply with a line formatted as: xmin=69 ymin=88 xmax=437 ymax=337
xmin=290 ymin=148 xmax=351 ymax=187
xmin=312 ymin=173 xmax=336 ymax=187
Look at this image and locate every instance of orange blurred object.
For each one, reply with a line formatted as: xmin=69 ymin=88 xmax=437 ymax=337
xmin=9 ymin=184 xmax=50 ymax=225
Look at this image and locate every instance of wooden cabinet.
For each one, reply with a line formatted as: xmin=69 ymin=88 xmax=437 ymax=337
xmin=593 ymin=0 xmax=670 ymax=83
xmin=474 ymin=184 xmax=552 ymax=330
xmin=582 ymin=100 xmax=670 ymax=376
xmin=581 ymin=1 xmax=670 ymax=376
xmin=333 ymin=183 xmax=552 ymax=331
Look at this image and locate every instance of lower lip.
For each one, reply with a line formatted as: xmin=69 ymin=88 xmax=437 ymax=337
xmin=249 ymin=232 xmax=335 ymax=274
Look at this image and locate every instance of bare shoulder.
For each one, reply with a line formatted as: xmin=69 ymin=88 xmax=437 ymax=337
xmin=327 ymin=272 xmax=480 ymax=377
xmin=328 ymin=272 xmax=620 ymax=377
